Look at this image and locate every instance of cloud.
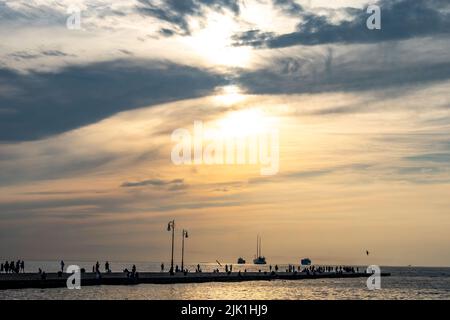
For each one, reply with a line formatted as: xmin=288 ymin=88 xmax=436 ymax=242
xmin=405 ymin=153 xmax=450 ymax=163
xmin=248 ymin=163 xmax=373 ymax=185
xmin=8 ymin=50 xmax=73 ymax=61
xmin=272 ymin=0 xmax=304 ymax=15
xmin=136 ymin=0 xmax=240 ymax=35
xmin=233 ymin=0 xmax=450 ymax=48
xmin=237 ymin=47 xmax=450 ymax=96
xmin=0 ymin=59 xmax=225 ymax=142
xmin=0 ymin=1 xmax=67 ymax=25
xmin=121 ymin=178 xmax=185 ymax=187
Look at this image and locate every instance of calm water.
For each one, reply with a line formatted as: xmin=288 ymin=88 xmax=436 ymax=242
xmin=1 ymin=261 xmax=450 ymax=300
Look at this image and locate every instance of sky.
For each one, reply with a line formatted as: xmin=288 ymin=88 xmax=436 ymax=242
xmin=0 ymin=0 xmax=449 ymax=267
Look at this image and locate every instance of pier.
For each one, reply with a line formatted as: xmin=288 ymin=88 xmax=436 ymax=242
xmin=0 ymin=271 xmax=391 ymax=290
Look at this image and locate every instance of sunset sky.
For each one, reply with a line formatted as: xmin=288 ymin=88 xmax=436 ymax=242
xmin=0 ymin=0 xmax=449 ymax=267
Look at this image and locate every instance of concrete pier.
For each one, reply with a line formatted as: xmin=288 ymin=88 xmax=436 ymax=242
xmin=0 ymin=271 xmax=390 ymax=290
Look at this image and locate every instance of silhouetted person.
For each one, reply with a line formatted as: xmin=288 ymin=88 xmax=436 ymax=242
xmin=0 ymin=263 xmax=3 ymax=273
xmin=10 ymin=261 xmax=14 ymax=273
xmin=275 ymin=265 xmax=278 ymax=272
xmin=225 ymin=265 xmax=228 ymax=273
xmin=105 ymin=261 xmax=110 ymax=273
xmin=95 ymin=261 xmax=100 ymax=273
xmin=269 ymin=265 xmax=272 ymax=272
xmin=20 ymin=260 xmax=25 ymax=273
xmin=132 ymin=265 xmax=136 ymax=274
xmin=175 ymin=265 xmax=179 ymax=273
xmin=38 ymin=268 xmax=42 ymax=274
xmin=60 ymin=260 xmax=65 ymax=272
xmin=161 ymin=263 xmax=164 ymax=272
xmin=230 ymin=264 xmax=233 ymax=272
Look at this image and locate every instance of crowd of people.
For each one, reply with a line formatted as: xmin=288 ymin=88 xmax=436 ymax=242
xmin=1 ymin=260 xmax=25 ymax=273
xmin=1 ymin=260 xmax=361 ymax=277
xmin=287 ymin=264 xmax=359 ymax=275
xmin=157 ymin=263 xmax=361 ymax=275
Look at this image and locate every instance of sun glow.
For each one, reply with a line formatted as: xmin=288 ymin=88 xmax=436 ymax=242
xmin=216 ymin=108 xmax=275 ymax=139
xmin=183 ymin=12 xmax=251 ymax=67
xmin=213 ymin=85 xmax=246 ymax=105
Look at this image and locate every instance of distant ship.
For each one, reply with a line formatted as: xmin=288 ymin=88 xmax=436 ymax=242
xmin=301 ymin=258 xmax=312 ymax=265
xmin=253 ymin=235 xmax=267 ymax=265
xmin=237 ymin=257 xmax=246 ymax=264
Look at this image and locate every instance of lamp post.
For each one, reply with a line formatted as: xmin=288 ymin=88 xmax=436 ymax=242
xmin=167 ymin=220 xmax=175 ymax=275
xmin=181 ymin=229 xmax=189 ymax=272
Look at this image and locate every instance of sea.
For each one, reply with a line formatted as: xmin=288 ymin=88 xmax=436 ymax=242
xmin=1 ymin=261 xmax=450 ymax=300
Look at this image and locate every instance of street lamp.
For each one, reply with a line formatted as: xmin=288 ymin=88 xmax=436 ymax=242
xmin=181 ymin=229 xmax=189 ymax=272
xmin=167 ymin=220 xmax=175 ymax=275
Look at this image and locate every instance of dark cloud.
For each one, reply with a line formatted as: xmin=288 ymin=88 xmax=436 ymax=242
xmin=238 ymin=58 xmax=450 ymax=97
xmin=136 ymin=0 xmax=240 ymax=35
xmin=234 ymin=0 xmax=450 ymax=48
xmin=41 ymin=50 xmax=71 ymax=57
xmin=118 ymin=49 xmax=134 ymax=55
xmin=405 ymin=153 xmax=450 ymax=163
xmin=121 ymin=178 xmax=184 ymax=188
xmin=0 ymin=59 xmax=225 ymax=142
xmin=272 ymin=0 xmax=304 ymax=15
xmin=159 ymin=28 xmax=176 ymax=37
xmin=8 ymin=50 xmax=73 ymax=61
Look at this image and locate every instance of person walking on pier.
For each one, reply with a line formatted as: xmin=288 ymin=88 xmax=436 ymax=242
xmin=95 ymin=261 xmax=100 ymax=273
xmin=20 ymin=260 xmax=25 ymax=273
xmin=105 ymin=261 xmax=110 ymax=273
xmin=60 ymin=260 xmax=65 ymax=272
xmin=161 ymin=263 xmax=164 ymax=272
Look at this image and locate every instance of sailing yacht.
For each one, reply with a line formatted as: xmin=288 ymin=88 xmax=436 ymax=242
xmin=253 ymin=235 xmax=267 ymax=264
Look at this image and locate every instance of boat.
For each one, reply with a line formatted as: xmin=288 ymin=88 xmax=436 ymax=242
xmin=301 ymin=258 xmax=312 ymax=265
xmin=237 ymin=257 xmax=246 ymax=264
xmin=253 ymin=235 xmax=267 ymax=264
